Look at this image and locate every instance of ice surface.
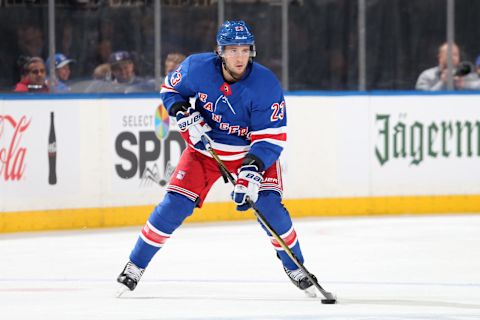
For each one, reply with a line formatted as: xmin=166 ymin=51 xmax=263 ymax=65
xmin=1 ymin=215 xmax=479 ymax=320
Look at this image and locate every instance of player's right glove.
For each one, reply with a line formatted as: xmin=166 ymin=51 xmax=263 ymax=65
xmin=232 ymin=161 xmax=263 ymax=211
xmin=173 ymin=103 xmax=212 ymax=150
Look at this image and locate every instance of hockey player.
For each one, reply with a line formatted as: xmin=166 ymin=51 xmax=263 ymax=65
xmin=117 ymin=20 xmax=317 ymax=297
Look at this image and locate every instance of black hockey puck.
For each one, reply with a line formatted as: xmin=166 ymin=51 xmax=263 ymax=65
xmin=321 ymin=298 xmax=337 ymax=304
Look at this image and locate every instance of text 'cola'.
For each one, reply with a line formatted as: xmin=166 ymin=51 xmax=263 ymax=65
xmin=48 ymin=111 xmax=57 ymax=185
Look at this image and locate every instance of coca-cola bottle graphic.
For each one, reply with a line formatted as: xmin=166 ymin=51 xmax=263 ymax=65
xmin=48 ymin=111 xmax=57 ymax=185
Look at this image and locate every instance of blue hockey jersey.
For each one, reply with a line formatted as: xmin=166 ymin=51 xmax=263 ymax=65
xmin=160 ymin=52 xmax=286 ymax=170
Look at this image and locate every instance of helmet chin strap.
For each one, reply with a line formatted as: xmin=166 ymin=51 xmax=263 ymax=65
xmin=221 ymin=59 xmax=242 ymax=82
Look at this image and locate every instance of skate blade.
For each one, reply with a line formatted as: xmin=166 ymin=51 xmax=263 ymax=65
xmin=303 ymin=286 xmax=317 ymax=298
xmin=115 ymin=284 xmax=130 ymax=298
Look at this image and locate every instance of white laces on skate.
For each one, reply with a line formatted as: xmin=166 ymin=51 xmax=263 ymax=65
xmin=124 ymin=262 xmax=144 ymax=282
xmin=285 ymin=267 xmax=307 ymax=281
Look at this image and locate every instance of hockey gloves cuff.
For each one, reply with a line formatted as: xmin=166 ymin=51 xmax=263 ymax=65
xmin=232 ymin=164 xmax=263 ymax=211
xmin=175 ymin=106 xmax=212 ymax=150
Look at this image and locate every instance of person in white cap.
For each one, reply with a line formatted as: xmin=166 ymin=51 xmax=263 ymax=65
xmin=46 ymin=53 xmax=75 ymax=92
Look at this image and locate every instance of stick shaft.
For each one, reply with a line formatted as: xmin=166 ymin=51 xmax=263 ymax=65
xmin=200 ymin=136 xmax=335 ymax=300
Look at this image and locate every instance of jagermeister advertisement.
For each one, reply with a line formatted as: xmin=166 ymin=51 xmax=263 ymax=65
xmin=370 ymin=95 xmax=480 ymax=196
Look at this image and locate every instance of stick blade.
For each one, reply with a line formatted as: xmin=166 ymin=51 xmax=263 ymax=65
xmin=320 ymin=291 xmax=337 ymax=304
xmin=321 ymin=298 xmax=337 ymax=304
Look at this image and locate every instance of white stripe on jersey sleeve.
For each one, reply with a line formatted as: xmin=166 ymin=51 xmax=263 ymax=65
xmin=250 ymin=126 xmax=287 ymax=136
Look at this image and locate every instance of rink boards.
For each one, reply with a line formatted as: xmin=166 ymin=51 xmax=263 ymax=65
xmin=1 ymin=92 xmax=480 ymax=232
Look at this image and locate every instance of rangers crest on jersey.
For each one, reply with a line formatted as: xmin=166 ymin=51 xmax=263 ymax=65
xmin=170 ymin=66 xmax=183 ymax=86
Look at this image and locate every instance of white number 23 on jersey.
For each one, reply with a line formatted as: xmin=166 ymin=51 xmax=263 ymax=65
xmin=270 ymin=101 xmax=285 ymax=121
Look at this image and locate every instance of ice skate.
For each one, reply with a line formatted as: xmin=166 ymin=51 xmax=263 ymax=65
xmin=284 ymin=267 xmax=317 ymax=298
xmin=116 ymin=261 xmax=144 ymax=297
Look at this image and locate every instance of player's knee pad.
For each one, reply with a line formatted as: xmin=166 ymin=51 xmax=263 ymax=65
xmin=255 ymin=191 xmax=292 ymax=235
xmin=149 ymin=192 xmax=196 ymax=234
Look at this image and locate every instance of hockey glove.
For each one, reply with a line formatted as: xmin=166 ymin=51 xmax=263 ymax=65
xmin=175 ymin=106 xmax=212 ymax=150
xmin=232 ymin=163 xmax=263 ymax=211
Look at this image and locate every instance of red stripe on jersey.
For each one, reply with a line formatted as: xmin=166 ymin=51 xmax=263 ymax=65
xmin=271 ymin=228 xmax=297 ymax=249
xmin=212 ymin=148 xmax=246 ymax=156
xmin=161 ymin=84 xmax=174 ymax=90
xmin=161 ymin=84 xmax=178 ymax=92
xmin=141 ymin=224 xmax=170 ymax=245
xmin=250 ymin=132 xmax=287 ymax=143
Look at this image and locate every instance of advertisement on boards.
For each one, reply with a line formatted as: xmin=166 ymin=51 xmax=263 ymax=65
xmin=370 ymin=95 xmax=480 ymax=196
xmin=110 ymin=99 xmax=186 ymax=194
xmin=1 ymin=99 xmax=81 ymax=211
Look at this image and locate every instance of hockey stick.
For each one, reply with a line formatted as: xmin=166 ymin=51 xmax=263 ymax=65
xmin=200 ymin=136 xmax=337 ymax=304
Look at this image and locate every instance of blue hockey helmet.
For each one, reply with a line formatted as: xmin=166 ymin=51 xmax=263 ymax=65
xmin=216 ymin=20 xmax=256 ymax=58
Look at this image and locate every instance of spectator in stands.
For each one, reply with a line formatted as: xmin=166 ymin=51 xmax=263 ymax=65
xmin=97 ymin=39 xmax=113 ymax=65
xmin=87 ymin=63 xmax=112 ymax=92
xmin=109 ymin=51 xmax=141 ymax=85
xmin=9 ymin=24 xmax=46 ymax=87
xmin=416 ymin=42 xmax=477 ymax=90
xmin=16 ymin=24 xmax=45 ymax=59
xmin=476 ymin=55 xmax=480 ymax=76
xmin=467 ymin=55 xmax=480 ymax=90
xmin=107 ymin=50 xmax=148 ymax=93
xmin=140 ymin=52 xmax=187 ymax=92
xmin=46 ymin=53 xmax=76 ymax=92
xmin=164 ymin=52 xmax=186 ymax=77
xmin=93 ymin=63 xmax=112 ymax=81
xmin=13 ymin=56 xmax=49 ymax=92
xmin=85 ymin=51 xmax=186 ymax=93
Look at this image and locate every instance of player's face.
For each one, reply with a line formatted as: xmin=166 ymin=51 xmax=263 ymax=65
xmin=222 ymin=45 xmax=250 ymax=78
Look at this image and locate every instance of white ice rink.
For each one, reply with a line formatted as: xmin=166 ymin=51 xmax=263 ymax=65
xmin=1 ymin=214 xmax=480 ymax=320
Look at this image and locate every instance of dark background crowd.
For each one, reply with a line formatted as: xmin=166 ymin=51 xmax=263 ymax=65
xmin=2 ymin=0 xmax=480 ymax=93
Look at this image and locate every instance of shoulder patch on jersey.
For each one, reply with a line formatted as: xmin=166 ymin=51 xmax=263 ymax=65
xmin=170 ymin=66 xmax=183 ymax=86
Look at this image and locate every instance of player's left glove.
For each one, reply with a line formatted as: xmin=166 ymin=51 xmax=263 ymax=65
xmin=232 ymin=161 xmax=263 ymax=211
xmin=174 ymin=104 xmax=212 ymax=150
